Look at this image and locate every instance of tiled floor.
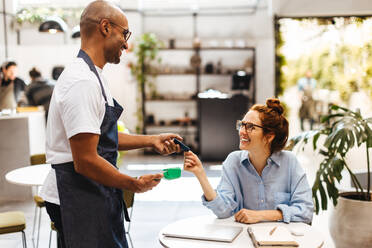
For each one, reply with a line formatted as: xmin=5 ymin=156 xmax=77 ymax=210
xmin=0 ymin=151 xmax=336 ymax=248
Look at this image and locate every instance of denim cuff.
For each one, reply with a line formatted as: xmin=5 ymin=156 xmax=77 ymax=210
xmin=201 ymin=194 xmax=229 ymax=217
xmin=276 ymin=204 xmax=291 ymax=223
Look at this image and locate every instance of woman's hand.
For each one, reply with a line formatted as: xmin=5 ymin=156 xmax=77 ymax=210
xmin=183 ymin=151 xmax=205 ymax=176
xmin=184 ymin=151 xmax=216 ymax=201
xmin=234 ymin=209 xmax=262 ymax=224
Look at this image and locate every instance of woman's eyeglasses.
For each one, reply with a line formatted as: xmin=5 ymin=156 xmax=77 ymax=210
xmin=236 ymin=120 xmax=265 ymax=132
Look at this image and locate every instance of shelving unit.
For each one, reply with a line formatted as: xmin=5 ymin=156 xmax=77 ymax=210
xmin=140 ymin=13 xmax=256 ymax=158
xmin=142 ymin=46 xmax=255 ymax=156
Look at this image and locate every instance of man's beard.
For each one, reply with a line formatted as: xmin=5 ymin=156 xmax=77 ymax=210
xmin=104 ymin=48 xmax=120 ymax=64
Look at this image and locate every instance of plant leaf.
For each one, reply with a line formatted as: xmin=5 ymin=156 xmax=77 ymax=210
xmin=318 ymin=181 xmax=328 ymax=211
xmin=312 ymin=180 xmax=320 ymax=214
xmin=313 ymin=132 xmax=320 ymax=150
xmin=320 ymin=113 xmax=344 ymax=123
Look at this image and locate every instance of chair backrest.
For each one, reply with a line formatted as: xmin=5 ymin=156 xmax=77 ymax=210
xmin=0 ymin=211 xmax=26 ymax=234
xmin=351 ymin=172 xmax=372 ymax=190
xmin=123 ymin=189 xmax=135 ymax=209
xmin=30 ymin=154 xmax=46 ymax=165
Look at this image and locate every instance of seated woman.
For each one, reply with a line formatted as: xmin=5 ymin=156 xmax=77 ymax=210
xmin=184 ymin=98 xmax=313 ymax=224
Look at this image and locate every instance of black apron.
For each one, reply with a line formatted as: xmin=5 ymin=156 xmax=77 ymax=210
xmin=53 ymin=49 xmax=129 ymax=248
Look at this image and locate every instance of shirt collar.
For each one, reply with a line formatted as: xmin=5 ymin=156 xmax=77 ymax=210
xmin=268 ymin=152 xmax=281 ymax=167
xmin=240 ymin=150 xmax=249 ymax=165
xmin=95 ymin=66 xmax=103 ymax=73
xmin=239 ymin=150 xmax=281 ymax=167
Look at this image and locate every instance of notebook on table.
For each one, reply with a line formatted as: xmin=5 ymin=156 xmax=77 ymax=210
xmin=162 ymin=223 xmax=243 ymax=243
xmin=247 ymin=226 xmax=299 ymax=247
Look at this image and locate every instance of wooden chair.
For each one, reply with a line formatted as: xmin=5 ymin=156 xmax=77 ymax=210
xmin=30 ymin=153 xmax=46 ymax=248
xmin=30 ymin=154 xmax=47 ymax=166
xmin=0 ymin=211 xmax=27 ymax=248
xmin=123 ymin=189 xmax=135 ymax=248
xmin=48 ymin=222 xmax=58 ymax=248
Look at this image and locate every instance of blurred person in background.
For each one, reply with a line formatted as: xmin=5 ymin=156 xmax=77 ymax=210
xmin=0 ymin=61 xmax=26 ymax=109
xmin=25 ymin=67 xmax=54 ymax=118
xmin=297 ymin=70 xmax=317 ymax=131
xmin=51 ymin=66 xmax=65 ymax=83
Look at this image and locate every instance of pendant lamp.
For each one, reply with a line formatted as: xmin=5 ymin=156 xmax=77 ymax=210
xmin=71 ymin=25 xmax=80 ymax=38
xmin=39 ymin=16 xmax=67 ymax=34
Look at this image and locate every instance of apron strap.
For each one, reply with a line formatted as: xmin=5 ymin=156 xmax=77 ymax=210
xmin=77 ymin=49 xmax=108 ymax=102
xmin=74 ymin=49 xmax=130 ymax=222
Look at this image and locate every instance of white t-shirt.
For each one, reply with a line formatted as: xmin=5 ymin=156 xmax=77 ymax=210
xmin=40 ymin=57 xmax=114 ymax=205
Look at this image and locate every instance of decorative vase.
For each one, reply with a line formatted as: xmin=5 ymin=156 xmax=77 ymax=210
xmin=329 ymin=192 xmax=372 ymax=248
xmin=190 ymin=53 xmax=201 ymax=69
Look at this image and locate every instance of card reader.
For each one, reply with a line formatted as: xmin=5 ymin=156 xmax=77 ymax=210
xmin=174 ymin=138 xmax=190 ymax=152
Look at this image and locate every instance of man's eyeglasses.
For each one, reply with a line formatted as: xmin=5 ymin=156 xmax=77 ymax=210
xmin=236 ymin=120 xmax=265 ymax=132
xmin=109 ymin=21 xmax=131 ymax=42
xmin=86 ymin=18 xmax=131 ymax=42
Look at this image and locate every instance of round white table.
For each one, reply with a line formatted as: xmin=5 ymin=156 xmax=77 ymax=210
xmin=5 ymin=164 xmax=51 ymax=186
xmin=159 ymin=215 xmax=325 ymax=248
xmin=5 ymin=163 xmax=52 ymax=248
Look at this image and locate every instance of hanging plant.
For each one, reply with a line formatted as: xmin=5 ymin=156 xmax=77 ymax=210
xmin=14 ymin=7 xmax=82 ymax=26
xmin=128 ymin=33 xmax=163 ymax=133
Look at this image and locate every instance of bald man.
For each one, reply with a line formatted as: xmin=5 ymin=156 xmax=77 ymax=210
xmin=40 ymin=1 xmax=181 ymax=247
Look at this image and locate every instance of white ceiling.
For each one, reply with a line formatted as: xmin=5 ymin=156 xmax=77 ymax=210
xmin=17 ymin=0 xmax=122 ymax=9
xmin=16 ymin=0 xmax=262 ymax=11
xmin=138 ymin=0 xmax=259 ymax=10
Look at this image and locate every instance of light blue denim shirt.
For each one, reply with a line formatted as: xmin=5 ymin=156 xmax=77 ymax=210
xmin=202 ymin=150 xmax=314 ymax=224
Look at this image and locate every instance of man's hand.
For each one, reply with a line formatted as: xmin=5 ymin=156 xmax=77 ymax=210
xmin=153 ymin=133 xmax=182 ymax=155
xmin=234 ymin=209 xmax=262 ymax=224
xmin=131 ymin=174 xmax=163 ymax=193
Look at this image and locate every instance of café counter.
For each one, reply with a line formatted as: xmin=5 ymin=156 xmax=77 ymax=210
xmin=0 ymin=111 xmax=46 ymax=201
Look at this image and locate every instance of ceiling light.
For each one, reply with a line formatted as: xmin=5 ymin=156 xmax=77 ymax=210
xmin=39 ymin=16 xmax=67 ymax=33
xmin=71 ymin=25 xmax=80 ymax=38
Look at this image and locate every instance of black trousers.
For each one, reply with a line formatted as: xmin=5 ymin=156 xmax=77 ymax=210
xmin=45 ymin=201 xmax=66 ymax=248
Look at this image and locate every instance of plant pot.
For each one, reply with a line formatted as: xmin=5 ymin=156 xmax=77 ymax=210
xmin=329 ymin=192 xmax=372 ymax=248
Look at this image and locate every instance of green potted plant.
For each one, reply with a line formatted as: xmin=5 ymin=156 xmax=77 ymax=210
xmin=128 ymin=33 xmax=163 ymax=134
xmin=289 ymin=104 xmax=372 ymax=248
